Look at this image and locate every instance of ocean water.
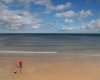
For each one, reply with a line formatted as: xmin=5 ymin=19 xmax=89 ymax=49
xmin=0 ymin=34 xmax=100 ymax=54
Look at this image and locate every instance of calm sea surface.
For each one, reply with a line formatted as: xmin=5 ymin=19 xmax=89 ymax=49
xmin=0 ymin=34 xmax=100 ymax=54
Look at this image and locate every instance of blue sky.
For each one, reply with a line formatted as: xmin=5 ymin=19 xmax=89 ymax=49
xmin=0 ymin=0 xmax=100 ymax=33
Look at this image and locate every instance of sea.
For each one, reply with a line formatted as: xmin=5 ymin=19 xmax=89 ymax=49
xmin=0 ymin=33 xmax=100 ymax=55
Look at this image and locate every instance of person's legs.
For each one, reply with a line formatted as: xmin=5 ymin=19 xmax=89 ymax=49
xmin=20 ymin=64 xmax=22 ymax=68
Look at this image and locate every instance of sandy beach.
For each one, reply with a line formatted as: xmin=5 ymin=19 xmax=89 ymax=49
xmin=0 ymin=53 xmax=100 ymax=80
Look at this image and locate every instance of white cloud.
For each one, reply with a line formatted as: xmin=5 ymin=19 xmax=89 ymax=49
xmin=64 ymin=19 xmax=74 ymax=24
xmin=61 ymin=26 xmax=75 ymax=31
xmin=80 ymin=19 xmax=100 ymax=29
xmin=1 ymin=0 xmax=13 ymax=4
xmin=0 ymin=9 xmax=43 ymax=30
xmin=65 ymin=2 xmax=72 ymax=8
xmin=0 ymin=1 xmax=44 ymax=30
xmin=55 ymin=10 xmax=93 ymax=19
xmin=0 ymin=0 xmax=32 ymax=11
xmin=33 ymin=0 xmax=52 ymax=6
xmin=33 ymin=0 xmax=54 ymax=13
xmin=0 ymin=2 xmax=7 ymax=9
xmin=55 ymin=2 xmax=72 ymax=11
xmin=1 ymin=0 xmax=31 ymax=4
xmin=55 ymin=5 xmax=66 ymax=11
xmin=60 ymin=19 xmax=100 ymax=31
xmin=33 ymin=0 xmax=73 ymax=13
xmin=0 ymin=0 xmax=73 ymax=14
xmin=79 ymin=10 xmax=93 ymax=19
xmin=55 ymin=11 xmax=76 ymax=18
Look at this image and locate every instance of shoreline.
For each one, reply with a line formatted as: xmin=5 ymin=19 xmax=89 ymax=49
xmin=0 ymin=50 xmax=100 ymax=57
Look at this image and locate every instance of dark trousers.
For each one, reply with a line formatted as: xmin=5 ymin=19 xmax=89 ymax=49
xmin=19 ymin=64 xmax=22 ymax=68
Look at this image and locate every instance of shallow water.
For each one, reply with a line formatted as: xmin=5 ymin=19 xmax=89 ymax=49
xmin=0 ymin=34 xmax=100 ymax=54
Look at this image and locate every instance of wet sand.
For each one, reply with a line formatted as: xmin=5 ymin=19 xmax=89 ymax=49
xmin=0 ymin=53 xmax=100 ymax=80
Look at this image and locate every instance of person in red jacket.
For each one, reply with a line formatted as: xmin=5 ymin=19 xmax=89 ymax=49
xmin=19 ymin=60 xmax=22 ymax=68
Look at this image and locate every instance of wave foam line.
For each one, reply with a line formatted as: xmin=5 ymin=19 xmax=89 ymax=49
xmin=79 ymin=54 xmax=100 ymax=57
xmin=0 ymin=51 xmax=57 ymax=54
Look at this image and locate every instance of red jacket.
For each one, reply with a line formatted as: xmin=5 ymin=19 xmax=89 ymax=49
xmin=19 ymin=60 xmax=22 ymax=65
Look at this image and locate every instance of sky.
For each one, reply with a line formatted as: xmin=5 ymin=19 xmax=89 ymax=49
xmin=0 ymin=0 xmax=100 ymax=33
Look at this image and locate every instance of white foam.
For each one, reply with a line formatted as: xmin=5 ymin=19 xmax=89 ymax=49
xmin=0 ymin=51 xmax=57 ymax=54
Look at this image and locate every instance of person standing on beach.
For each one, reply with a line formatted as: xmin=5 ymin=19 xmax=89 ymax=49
xmin=19 ymin=60 xmax=22 ymax=68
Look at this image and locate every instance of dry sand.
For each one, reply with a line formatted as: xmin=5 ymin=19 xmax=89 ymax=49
xmin=0 ymin=53 xmax=100 ymax=80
